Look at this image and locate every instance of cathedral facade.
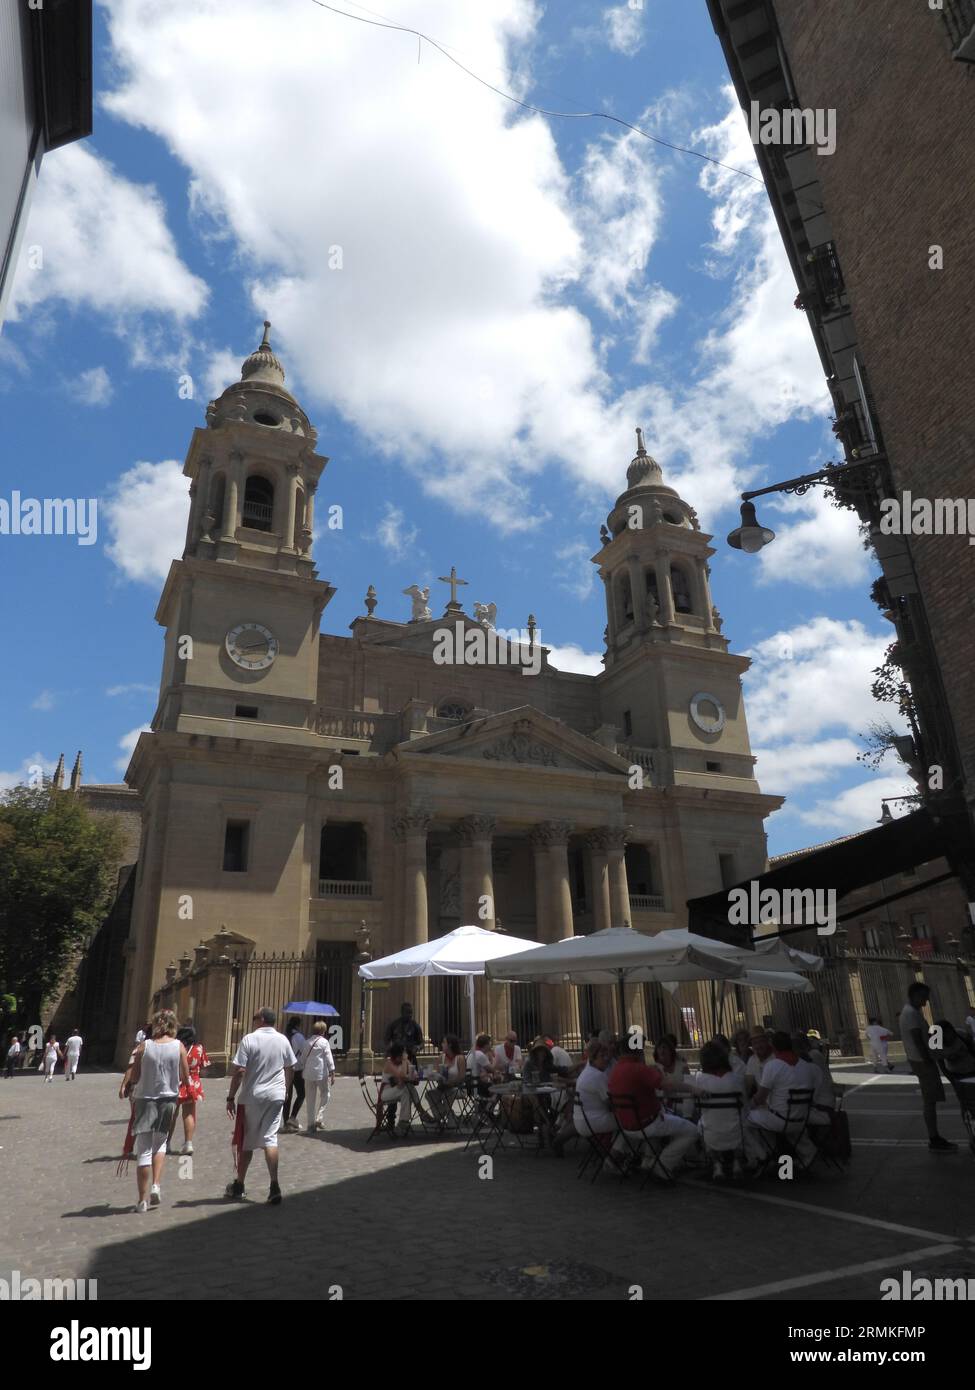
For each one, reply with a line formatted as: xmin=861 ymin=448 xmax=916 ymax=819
xmin=117 ymin=326 xmax=782 ymax=1063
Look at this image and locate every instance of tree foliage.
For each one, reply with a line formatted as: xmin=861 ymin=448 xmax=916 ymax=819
xmin=0 ymin=784 xmax=124 ymax=1016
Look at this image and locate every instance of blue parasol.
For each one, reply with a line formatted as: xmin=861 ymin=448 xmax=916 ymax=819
xmin=282 ymin=1000 xmax=339 ymax=1017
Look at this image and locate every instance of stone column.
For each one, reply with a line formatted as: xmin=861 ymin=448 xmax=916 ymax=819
xmin=585 ymin=830 xmax=612 ymax=933
xmin=221 ymin=451 xmax=244 ymax=542
xmin=654 ymin=555 xmax=676 ymax=625
xmin=606 ymin=826 xmax=631 ymax=928
xmin=456 ymin=815 xmax=496 ymax=929
xmin=457 ymin=815 xmax=496 ymax=1044
xmin=283 ymin=462 xmax=299 ymax=551
xmin=392 ymin=806 xmax=432 ymax=1045
xmin=602 ymin=570 xmax=618 ymax=647
xmin=531 ymin=821 xmax=579 ymax=1042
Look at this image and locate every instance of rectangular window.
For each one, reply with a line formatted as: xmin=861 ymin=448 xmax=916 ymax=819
xmin=622 ymin=710 xmax=632 ymax=738
xmin=718 ymin=853 xmax=736 ymax=889
xmin=223 ymin=820 xmax=250 ymax=873
xmin=235 ymin=705 xmax=259 ymax=719
xmin=864 ymin=926 xmax=883 ymax=951
xmin=706 ymin=761 xmax=721 ymax=773
xmin=911 ymin=912 xmax=930 ymax=940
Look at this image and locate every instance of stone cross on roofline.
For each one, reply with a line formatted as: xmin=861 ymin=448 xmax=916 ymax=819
xmin=438 ymin=565 xmax=469 ymax=613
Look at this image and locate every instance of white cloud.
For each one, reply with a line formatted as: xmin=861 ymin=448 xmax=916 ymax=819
xmin=103 ymin=460 xmax=188 ymax=585
xmin=201 ymin=349 xmax=243 ymax=404
xmin=116 ymin=725 xmax=151 ymax=775
xmin=0 ymin=752 xmax=57 ymax=791
xmin=546 ymin=642 xmax=603 ymax=675
xmin=66 ymin=365 xmax=114 ymax=406
xmin=753 ymin=488 xmax=872 ymax=591
xmin=554 ymin=539 xmax=597 ymax=600
xmin=753 ymin=737 xmax=861 ymax=795
xmin=31 ymin=690 xmax=56 ymax=711
xmin=371 ymin=503 xmax=419 ymax=560
xmin=604 ymin=4 xmax=645 ymax=56
xmin=7 ymin=144 xmax=208 ymax=330
xmin=744 ymin=616 xmax=900 ymax=746
xmin=106 ymin=683 xmax=157 ymax=698
xmin=798 ymin=775 xmax=915 ymax=834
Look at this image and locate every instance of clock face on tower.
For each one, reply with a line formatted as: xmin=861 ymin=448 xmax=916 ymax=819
xmin=226 ymin=622 xmax=278 ymax=671
xmin=689 ymin=691 xmax=725 ymax=735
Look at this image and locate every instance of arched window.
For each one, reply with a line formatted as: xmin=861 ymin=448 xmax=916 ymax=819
xmin=242 ymin=475 xmax=274 ymax=532
xmin=670 ymin=564 xmax=693 ymax=614
xmin=619 ymin=573 xmax=634 ymax=624
xmin=645 ymin=568 xmax=660 ymax=611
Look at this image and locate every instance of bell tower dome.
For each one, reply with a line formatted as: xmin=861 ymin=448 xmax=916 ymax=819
xmin=593 ymin=429 xmax=726 ymax=667
xmin=182 ymin=322 xmax=326 ymax=578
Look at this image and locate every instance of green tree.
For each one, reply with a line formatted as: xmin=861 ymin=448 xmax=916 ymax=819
xmin=0 ymin=784 xmax=124 ymax=1024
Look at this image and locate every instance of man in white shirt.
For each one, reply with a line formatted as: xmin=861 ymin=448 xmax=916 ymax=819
xmin=865 ymin=1017 xmax=894 ymax=1072
xmin=493 ymin=1031 xmax=523 ymax=1077
xmin=226 ymin=1008 xmax=297 ymax=1203
xmin=64 ymin=1030 xmax=83 ymax=1080
xmin=551 ymin=1041 xmax=617 ymax=1154
xmin=745 ymin=1031 xmax=818 ymax=1165
xmin=744 ymin=1029 xmax=773 ymax=1097
xmin=4 ymin=1034 xmax=21 ymax=1079
xmin=899 ymin=983 xmax=956 ymax=1151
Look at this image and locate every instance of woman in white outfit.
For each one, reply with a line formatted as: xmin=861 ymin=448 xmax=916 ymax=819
xmin=42 ymin=1036 xmax=62 ymax=1081
xmin=128 ymin=1010 xmax=189 ymax=1212
xmin=297 ymin=1022 xmax=336 ymax=1132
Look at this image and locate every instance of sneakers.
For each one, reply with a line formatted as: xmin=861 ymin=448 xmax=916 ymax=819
xmin=179 ymin=1142 xmax=193 ymax=1156
xmin=929 ymin=1136 xmax=958 ymax=1152
xmin=267 ymin=1182 xmax=282 ymax=1205
xmin=225 ymin=1179 xmax=245 ymax=1200
xmin=149 ymin=1184 xmax=161 ymax=1207
xmin=135 ymin=1199 xmax=149 ymax=1213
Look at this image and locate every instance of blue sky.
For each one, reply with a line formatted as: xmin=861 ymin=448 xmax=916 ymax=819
xmin=0 ymin=0 xmax=910 ymax=854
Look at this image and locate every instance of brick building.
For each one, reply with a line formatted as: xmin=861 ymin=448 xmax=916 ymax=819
xmin=707 ymin=0 xmax=975 ymax=896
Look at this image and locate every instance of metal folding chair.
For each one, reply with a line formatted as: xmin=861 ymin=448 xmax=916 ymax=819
xmin=607 ymin=1093 xmax=679 ymax=1188
xmin=573 ymin=1093 xmax=626 ymax=1183
xmin=750 ymin=1087 xmax=815 ymax=1177
xmin=696 ymin=1092 xmax=746 ymax=1179
xmin=360 ymin=1076 xmax=397 ymax=1142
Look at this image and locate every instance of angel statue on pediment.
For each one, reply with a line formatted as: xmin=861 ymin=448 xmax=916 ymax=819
xmin=474 ymin=601 xmax=497 ymax=629
xmin=403 ymin=584 xmax=431 ymax=622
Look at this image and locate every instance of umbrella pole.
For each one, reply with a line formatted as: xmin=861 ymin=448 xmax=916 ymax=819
xmin=617 ymin=973 xmax=626 ymax=1038
xmin=467 ymin=975 xmax=476 ymax=1053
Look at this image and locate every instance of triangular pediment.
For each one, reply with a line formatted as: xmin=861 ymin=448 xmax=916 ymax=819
xmin=354 ymin=614 xmax=542 ymax=667
xmin=398 ymin=707 xmax=630 ymax=775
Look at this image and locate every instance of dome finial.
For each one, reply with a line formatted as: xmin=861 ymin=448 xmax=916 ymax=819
xmin=260 ymin=320 xmax=272 ymax=351
xmin=635 ymin=426 xmax=647 ymax=457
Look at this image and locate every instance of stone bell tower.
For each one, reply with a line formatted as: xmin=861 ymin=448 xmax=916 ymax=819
xmin=593 ymin=431 xmax=762 ymax=789
xmin=151 ymin=323 xmax=335 ymax=734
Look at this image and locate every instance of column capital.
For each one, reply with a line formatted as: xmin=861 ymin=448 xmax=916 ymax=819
xmin=530 ymin=820 xmax=573 ymax=849
xmin=455 ymin=814 xmax=496 ymax=845
xmin=603 ymin=825 xmax=631 ymax=853
xmin=392 ymin=806 xmax=432 ymax=842
xmin=584 ymin=828 xmax=612 ymax=853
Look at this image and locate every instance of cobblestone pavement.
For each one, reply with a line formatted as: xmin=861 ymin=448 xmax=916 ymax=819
xmin=1 ymin=1066 xmax=973 ymax=1301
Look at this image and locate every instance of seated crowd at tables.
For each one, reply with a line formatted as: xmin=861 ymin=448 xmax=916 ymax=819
xmin=377 ymin=1017 xmax=839 ymax=1174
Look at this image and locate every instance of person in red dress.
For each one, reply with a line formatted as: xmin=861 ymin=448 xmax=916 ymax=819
xmin=174 ymin=1025 xmax=210 ymax=1155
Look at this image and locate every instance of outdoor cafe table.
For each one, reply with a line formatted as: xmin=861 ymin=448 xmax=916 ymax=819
xmin=470 ymin=1081 xmax=562 ymax=1154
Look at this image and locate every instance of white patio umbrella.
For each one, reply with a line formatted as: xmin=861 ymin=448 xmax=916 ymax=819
xmin=358 ymin=924 xmax=544 ymax=1048
xmin=486 ymin=926 xmax=743 ymax=1027
xmin=649 ymin=927 xmax=824 ymax=974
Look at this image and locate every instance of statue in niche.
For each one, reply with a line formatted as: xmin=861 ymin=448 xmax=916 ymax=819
xmin=403 ymin=584 xmax=431 ymax=622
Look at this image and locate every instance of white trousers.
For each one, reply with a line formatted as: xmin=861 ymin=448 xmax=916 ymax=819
xmin=745 ymin=1107 xmax=816 ymax=1163
xmin=382 ymin=1083 xmax=414 ymax=1129
xmin=869 ymin=1041 xmax=889 ymax=1066
xmin=44 ymin=1059 xmax=56 ymax=1079
xmin=639 ymin=1111 xmax=699 ymax=1173
xmin=304 ymin=1077 xmax=331 ymax=1127
xmin=66 ymin=1056 xmax=80 ymax=1077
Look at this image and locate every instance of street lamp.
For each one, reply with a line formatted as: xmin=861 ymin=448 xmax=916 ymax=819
xmin=727 ymin=455 xmax=886 ymax=553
